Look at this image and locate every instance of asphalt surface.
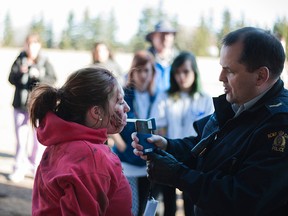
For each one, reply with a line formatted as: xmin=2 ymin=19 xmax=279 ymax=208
xmin=0 ymin=130 xmax=33 ymax=216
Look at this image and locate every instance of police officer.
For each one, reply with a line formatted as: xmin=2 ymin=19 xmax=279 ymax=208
xmin=132 ymin=27 xmax=288 ymax=215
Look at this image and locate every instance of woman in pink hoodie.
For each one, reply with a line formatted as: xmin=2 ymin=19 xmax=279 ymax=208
xmin=28 ymin=67 xmax=132 ymax=215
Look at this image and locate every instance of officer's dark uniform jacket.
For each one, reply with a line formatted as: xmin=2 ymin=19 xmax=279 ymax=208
xmin=167 ymin=79 xmax=288 ymax=216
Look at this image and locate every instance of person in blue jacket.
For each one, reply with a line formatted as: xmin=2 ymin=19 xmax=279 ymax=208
xmin=132 ymin=27 xmax=288 ymax=216
xmin=146 ymin=20 xmax=179 ymax=94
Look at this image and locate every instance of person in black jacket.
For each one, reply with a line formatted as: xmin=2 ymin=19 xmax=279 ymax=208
xmin=132 ymin=27 xmax=288 ymax=216
xmin=8 ymin=32 xmax=57 ymax=183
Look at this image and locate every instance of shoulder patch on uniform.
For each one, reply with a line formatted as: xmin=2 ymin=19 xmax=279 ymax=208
xmin=267 ymin=131 xmax=287 ymax=152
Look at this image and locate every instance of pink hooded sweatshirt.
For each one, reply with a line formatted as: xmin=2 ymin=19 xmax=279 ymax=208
xmin=32 ymin=112 xmax=132 ymax=216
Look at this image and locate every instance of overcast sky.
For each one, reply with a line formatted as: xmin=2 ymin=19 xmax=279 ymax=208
xmin=1 ymin=0 xmax=288 ymax=43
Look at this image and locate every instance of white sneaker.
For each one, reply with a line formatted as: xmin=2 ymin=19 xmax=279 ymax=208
xmin=8 ymin=170 xmax=26 ymax=183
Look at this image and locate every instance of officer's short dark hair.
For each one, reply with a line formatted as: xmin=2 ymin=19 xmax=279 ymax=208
xmin=222 ymin=27 xmax=286 ymax=78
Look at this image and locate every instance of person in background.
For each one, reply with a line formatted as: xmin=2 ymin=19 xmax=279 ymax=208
xmin=275 ymin=33 xmax=288 ymax=88
xmin=28 ymin=67 xmax=132 ymax=215
xmin=132 ymin=27 xmax=288 ymax=215
xmin=91 ymin=41 xmax=125 ymax=86
xmin=111 ymin=50 xmax=157 ymax=216
xmin=146 ymin=20 xmax=179 ymax=93
xmin=8 ymin=32 xmax=57 ymax=183
xmin=151 ymin=51 xmax=214 ymax=216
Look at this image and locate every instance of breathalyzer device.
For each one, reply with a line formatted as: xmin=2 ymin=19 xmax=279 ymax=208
xmin=127 ymin=118 xmax=156 ymax=155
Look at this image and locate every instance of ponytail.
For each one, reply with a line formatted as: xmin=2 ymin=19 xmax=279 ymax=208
xmin=28 ymin=84 xmax=58 ymax=128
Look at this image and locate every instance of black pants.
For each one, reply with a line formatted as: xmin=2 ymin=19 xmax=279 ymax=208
xmin=139 ymin=180 xmax=195 ymax=216
xmin=162 ymin=185 xmax=177 ymax=216
xmin=137 ymin=177 xmax=150 ymax=216
xmin=162 ymin=187 xmax=195 ymax=216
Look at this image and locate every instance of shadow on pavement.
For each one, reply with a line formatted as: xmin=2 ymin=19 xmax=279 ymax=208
xmin=0 ymin=174 xmax=32 ymax=216
xmin=0 ymin=153 xmax=13 ymax=158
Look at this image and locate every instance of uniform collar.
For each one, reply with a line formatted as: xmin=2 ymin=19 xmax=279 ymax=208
xmin=213 ymin=79 xmax=283 ymax=126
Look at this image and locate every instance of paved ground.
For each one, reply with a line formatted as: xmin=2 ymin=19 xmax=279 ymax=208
xmin=0 ymin=48 xmax=223 ymax=216
xmin=0 ymin=160 xmax=33 ymax=216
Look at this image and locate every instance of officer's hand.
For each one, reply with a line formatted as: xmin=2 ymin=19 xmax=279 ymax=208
xmin=131 ymin=132 xmax=168 ymax=160
xmin=146 ymin=148 xmax=189 ymax=187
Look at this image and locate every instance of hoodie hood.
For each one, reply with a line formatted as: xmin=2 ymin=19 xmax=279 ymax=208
xmin=37 ymin=112 xmax=107 ymax=146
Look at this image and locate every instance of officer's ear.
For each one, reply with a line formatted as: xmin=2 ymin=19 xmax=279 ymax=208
xmin=256 ymin=66 xmax=269 ymax=86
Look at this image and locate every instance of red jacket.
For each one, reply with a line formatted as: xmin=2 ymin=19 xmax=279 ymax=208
xmin=32 ymin=112 xmax=132 ymax=216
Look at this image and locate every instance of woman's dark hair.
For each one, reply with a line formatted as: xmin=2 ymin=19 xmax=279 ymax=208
xmin=28 ymin=67 xmax=117 ymax=127
xmin=222 ymin=27 xmax=286 ymax=78
xmin=168 ymin=51 xmax=201 ymax=96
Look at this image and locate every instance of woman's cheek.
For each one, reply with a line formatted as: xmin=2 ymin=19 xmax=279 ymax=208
xmin=110 ymin=110 xmax=123 ymax=129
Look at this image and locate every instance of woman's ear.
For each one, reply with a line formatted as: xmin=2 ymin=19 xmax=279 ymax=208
xmin=85 ymin=106 xmax=103 ymax=128
xmin=86 ymin=106 xmax=102 ymax=122
xmin=256 ymin=66 xmax=269 ymax=86
xmin=90 ymin=106 xmax=102 ymax=120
